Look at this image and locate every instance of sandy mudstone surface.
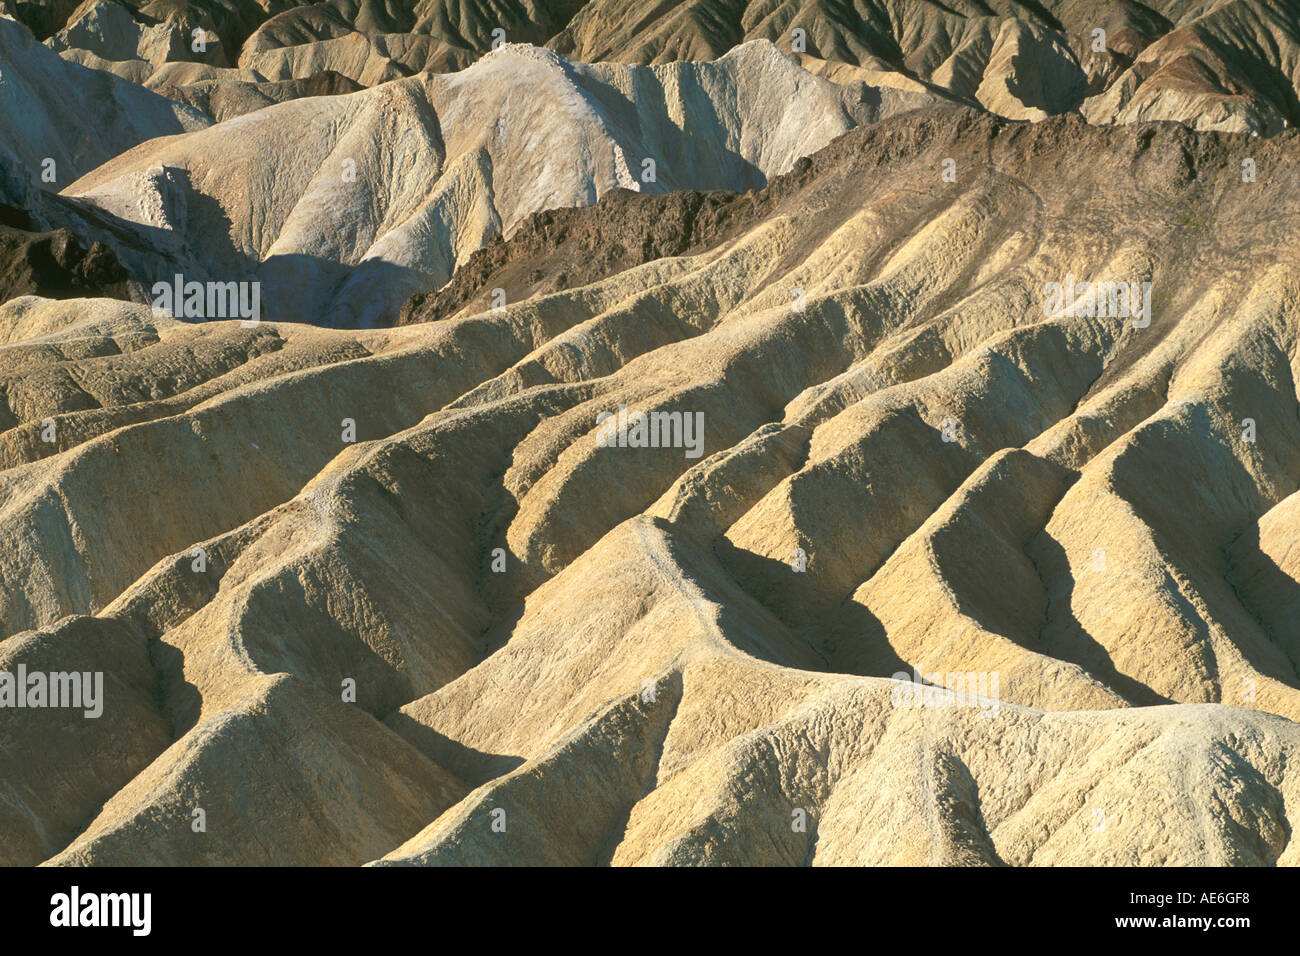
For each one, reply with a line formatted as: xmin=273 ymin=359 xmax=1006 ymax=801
xmin=2 ymin=0 xmax=1300 ymax=866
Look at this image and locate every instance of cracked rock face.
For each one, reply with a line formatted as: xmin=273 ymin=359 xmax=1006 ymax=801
xmin=3 ymin=1 xmax=1300 ymax=868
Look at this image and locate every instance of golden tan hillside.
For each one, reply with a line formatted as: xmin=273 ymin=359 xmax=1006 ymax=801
xmin=2 ymin=97 xmax=1300 ymax=865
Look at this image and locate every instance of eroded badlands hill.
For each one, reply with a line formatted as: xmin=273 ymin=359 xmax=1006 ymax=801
xmin=50 ymin=40 xmax=924 ymax=326
xmin=3 ymin=106 xmax=1300 ymax=865
xmin=0 ymin=14 xmax=210 ymax=182
xmin=15 ymin=0 xmax=1300 ymax=133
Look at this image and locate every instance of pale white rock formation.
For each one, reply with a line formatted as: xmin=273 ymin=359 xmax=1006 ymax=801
xmin=0 ymin=14 xmax=209 ymax=187
xmin=65 ymin=40 xmax=931 ymax=326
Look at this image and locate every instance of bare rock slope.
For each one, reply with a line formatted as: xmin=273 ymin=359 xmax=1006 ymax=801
xmin=0 ymin=13 xmax=209 ymax=186
xmin=60 ymin=40 xmax=928 ymax=326
xmin=4 ymin=107 xmax=1300 ymax=864
xmin=22 ymin=1 xmax=1300 ymax=135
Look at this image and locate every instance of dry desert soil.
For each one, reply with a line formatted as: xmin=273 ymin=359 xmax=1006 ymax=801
xmin=2 ymin=0 xmax=1300 ymax=867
